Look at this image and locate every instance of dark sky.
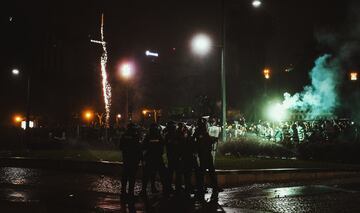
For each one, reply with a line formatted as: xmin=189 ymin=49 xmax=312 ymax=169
xmin=0 ymin=0 xmax=358 ymax=126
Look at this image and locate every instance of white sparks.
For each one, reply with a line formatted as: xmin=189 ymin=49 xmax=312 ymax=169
xmin=91 ymin=14 xmax=112 ymax=128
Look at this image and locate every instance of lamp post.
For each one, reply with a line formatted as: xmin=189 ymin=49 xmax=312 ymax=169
xmin=191 ymin=32 xmax=227 ymax=142
xmin=12 ymin=68 xmax=31 ymax=131
xmin=263 ymin=68 xmax=271 ymax=96
xmin=116 ymin=114 xmax=121 ymax=127
xmin=83 ymin=110 xmax=94 ymax=127
xmin=191 ymin=0 xmax=262 ymax=143
xmin=120 ymin=63 xmax=134 ymax=125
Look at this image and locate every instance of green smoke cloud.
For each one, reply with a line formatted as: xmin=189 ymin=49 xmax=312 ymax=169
xmin=282 ymin=54 xmax=340 ymax=119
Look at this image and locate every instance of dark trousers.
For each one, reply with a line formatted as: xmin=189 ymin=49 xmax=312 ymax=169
xmin=180 ymin=155 xmax=200 ymax=194
xmin=168 ymin=154 xmax=181 ymax=190
xmin=142 ymin=157 xmax=170 ymax=194
xmin=197 ymin=154 xmax=218 ymax=197
xmin=121 ymin=161 xmax=139 ymax=195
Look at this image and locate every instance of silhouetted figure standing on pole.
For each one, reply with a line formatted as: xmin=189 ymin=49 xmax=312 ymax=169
xmin=119 ymin=123 xmax=142 ymax=201
xmin=193 ymin=118 xmax=219 ymax=202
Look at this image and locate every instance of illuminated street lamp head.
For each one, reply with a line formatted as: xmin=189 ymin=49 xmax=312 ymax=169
xmin=12 ymin=69 xmax=20 ymax=76
xmin=252 ymin=0 xmax=262 ymax=8
xmin=120 ymin=63 xmax=133 ymax=79
xmin=350 ymin=72 xmax=358 ymax=81
xmin=83 ymin=110 xmax=94 ymax=121
xmin=263 ymin=68 xmax=271 ymax=79
xmin=142 ymin=110 xmax=148 ymax=115
xmin=14 ymin=115 xmax=23 ymax=123
xmin=191 ymin=34 xmax=212 ymax=56
xmin=117 ymin=114 xmax=121 ymax=119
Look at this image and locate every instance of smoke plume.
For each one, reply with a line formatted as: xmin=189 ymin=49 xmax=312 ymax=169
xmin=282 ymin=54 xmax=341 ymax=119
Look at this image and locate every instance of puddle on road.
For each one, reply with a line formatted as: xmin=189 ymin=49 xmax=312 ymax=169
xmin=0 ymin=167 xmax=41 ymax=185
xmin=250 ymin=185 xmax=347 ymax=199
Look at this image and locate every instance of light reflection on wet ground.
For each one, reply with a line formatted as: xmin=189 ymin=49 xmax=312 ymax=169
xmin=0 ymin=167 xmax=41 ymax=185
xmin=1 ymin=167 xmax=360 ymax=212
xmin=0 ymin=167 xmax=121 ymax=194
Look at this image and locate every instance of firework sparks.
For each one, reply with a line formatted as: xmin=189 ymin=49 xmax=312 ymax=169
xmin=91 ymin=14 xmax=112 ymax=128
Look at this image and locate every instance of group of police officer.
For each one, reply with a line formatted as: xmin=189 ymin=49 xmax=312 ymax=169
xmin=119 ymin=118 xmax=219 ymax=203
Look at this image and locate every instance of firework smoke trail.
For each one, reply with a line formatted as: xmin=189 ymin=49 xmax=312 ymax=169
xmin=91 ymin=14 xmax=112 ymax=127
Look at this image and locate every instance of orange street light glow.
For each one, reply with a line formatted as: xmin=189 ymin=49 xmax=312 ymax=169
xmin=83 ymin=110 xmax=94 ymax=121
xmin=350 ymin=72 xmax=358 ymax=81
xmin=142 ymin=110 xmax=148 ymax=115
xmin=263 ymin=68 xmax=271 ymax=79
xmin=14 ymin=115 xmax=23 ymax=123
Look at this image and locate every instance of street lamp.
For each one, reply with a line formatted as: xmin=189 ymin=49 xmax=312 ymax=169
xmin=350 ymin=72 xmax=358 ymax=81
xmin=12 ymin=69 xmax=20 ymax=76
xmin=13 ymin=115 xmax=23 ymax=124
xmin=116 ymin=114 xmax=121 ymax=127
xmin=263 ymin=68 xmax=271 ymax=79
xmin=83 ymin=110 xmax=94 ymax=121
xmin=120 ymin=62 xmax=134 ymax=124
xmin=190 ymin=0 xmax=262 ymax=143
xmin=83 ymin=110 xmax=94 ymax=128
xmin=11 ymin=68 xmax=31 ymax=131
xmin=120 ymin=63 xmax=133 ymax=79
xmin=191 ymin=33 xmax=227 ymax=142
xmin=191 ymin=34 xmax=212 ymax=56
xmin=252 ymin=0 xmax=262 ymax=8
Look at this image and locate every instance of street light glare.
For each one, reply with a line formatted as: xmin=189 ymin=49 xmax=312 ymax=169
xmin=191 ymin=34 xmax=212 ymax=56
xmin=12 ymin=69 xmax=20 ymax=76
xmin=83 ymin=110 xmax=94 ymax=121
xmin=14 ymin=115 xmax=23 ymax=123
xmin=121 ymin=63 xmax=133 ymax=79
xmin=252 ymin=0 xmax=262 ymax=8
xmin=267 ymin=103 xmax=287 ymax=122
xmin=350 ymin=72 xmax=358 ymax=81
xmin=263 ymin=68 xmax=271 ymax=79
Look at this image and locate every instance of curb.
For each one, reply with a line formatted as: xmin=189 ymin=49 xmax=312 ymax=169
xmin=1 ymin=157 xmax=360 ymax=187
xmin=215 ymin=168 xmax=360 ymax=187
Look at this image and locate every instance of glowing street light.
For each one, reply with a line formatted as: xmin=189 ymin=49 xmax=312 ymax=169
xmin=191 ymin=32 xmax=227 ymax=142
xmin=14 ymin=115 xmax=23 ymax=123
xmin=350 ymin=72 xmax=358 ymax=81
xmin=263 ymin=68 xmax=271 ymax=79
xmin=252 ymin=0 xmax=262 ymax=8
xmin=119 ymin=62 xmax=134 ymax=124
xmin=120 ymin=63 xmax=133 ymax=79
xmin=83 ymin=110 xmax=94 ymax=122
xmin=191 ymin=34 xmax=212 ymax=56
xmin=12 ymin=69 xmax=20 ymax=76
xmin=11 ymin=68 xmax=31 ymax=131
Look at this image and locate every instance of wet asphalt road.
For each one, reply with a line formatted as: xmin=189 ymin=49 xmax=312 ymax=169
xmin=1 ymin=167 xmax=360 ymax=212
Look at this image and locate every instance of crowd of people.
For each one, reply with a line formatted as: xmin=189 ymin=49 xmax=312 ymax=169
xmin=119 ymin=118 xmax=219 ymax=204
xmin=224 ymin=118 xmax=359 ymax=145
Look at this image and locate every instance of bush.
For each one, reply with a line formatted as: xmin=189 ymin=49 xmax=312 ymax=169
xmin=298 ymin=141 xmax=360 ymax=163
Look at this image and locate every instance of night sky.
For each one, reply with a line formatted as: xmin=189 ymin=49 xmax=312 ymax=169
xmin=1 ymin=0 xmax=359 ymax=126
